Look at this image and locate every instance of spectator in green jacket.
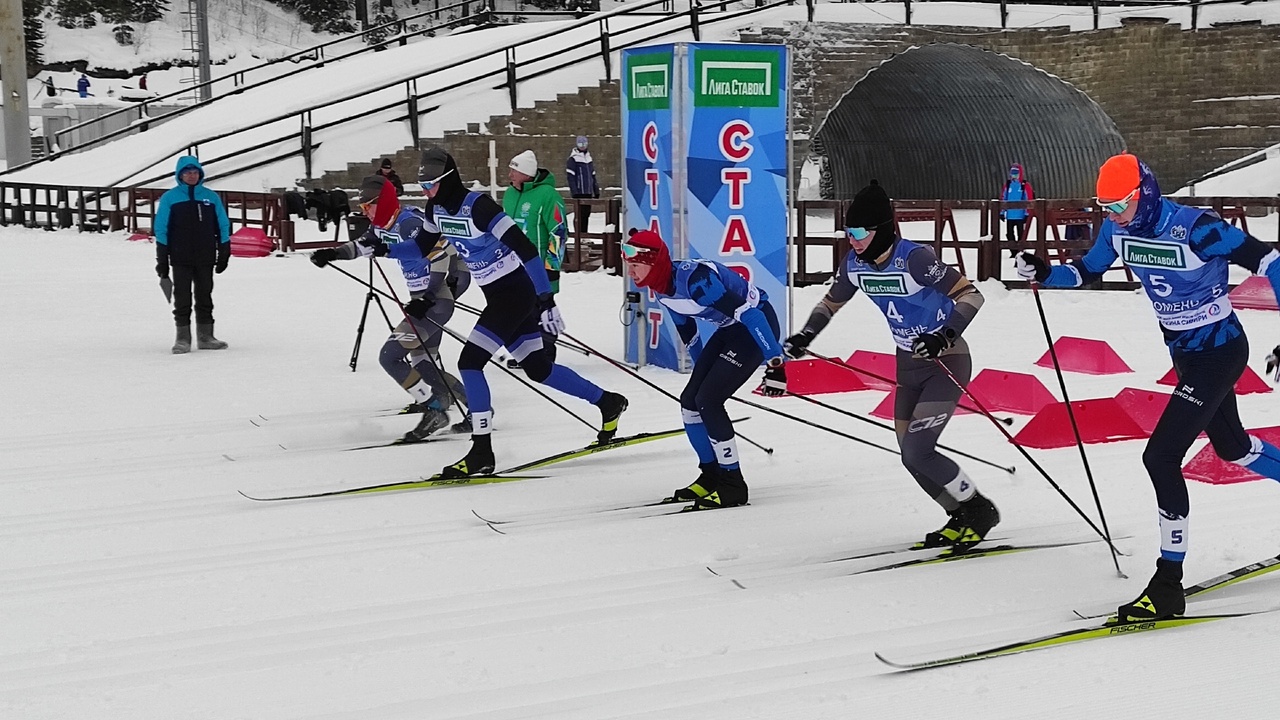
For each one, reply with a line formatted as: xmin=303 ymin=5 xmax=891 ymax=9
xmin=504 ymin=149 xmax=567 ymax=363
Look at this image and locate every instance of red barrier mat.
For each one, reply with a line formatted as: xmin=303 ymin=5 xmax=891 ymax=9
xmin=1183 ymin=425 xmax=1280 ymax=485
xmin=1228 ymin=275 xmax=1277 ymax=311
xmin=967 ymin=369 xmax=1056 ymax=414
xmin=1156 ymin=366 xmax=1272 ymax=395
xmin=1034 ymin=336 xmax=1133 ymax=375
xmin=843 ymin=350 xmax=896 ymax=391
xmin=870 ymin=389 xmax=977 ymax=420
xmin=230 ymin=227 xmax=274 ymax=258
xmin=1012 ymin=397 xmax=1147 ymax=449
xmin=751 ymin=358 xmax=871 ymax=396
xmin=1112 ymin=387 xmax=1171 ymax=437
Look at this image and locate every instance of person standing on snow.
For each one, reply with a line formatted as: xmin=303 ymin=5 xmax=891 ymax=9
xmin=154 ymin=155 xmax=231 ymax=354
xmin=1001 ymin=163 xmax=1033 ymax=254
xmin=621 ymin=229 xmax=786 ymax=511
xmin=375 ymin=158 xmax=404 ymax=196
xmin=1017 ymin=153 xmax=1280 ymax=623
xmin=786 ymin=180 xmax=998 ymax=546
xmin=503 ymin=149 xmax=567 ymax=364
xmin=76 ymin=73 xmax=91 ymax=98
xmin=383 ymin=148 xmax=628 ymax=479
xmin=309 ymin=175 xmax=471 ymax=442
xmin=565 ymin=136 xmax=598 ymax=236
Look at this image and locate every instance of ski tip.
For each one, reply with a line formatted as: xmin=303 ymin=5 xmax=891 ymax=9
xmin=873 ymin=652 xmax=912 ymax=670
xmin=237 ymin=490 xmax=268 ymax=502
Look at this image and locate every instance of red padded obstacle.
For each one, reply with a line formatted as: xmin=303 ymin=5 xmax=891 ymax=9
xmin=1012 ymin=398 xmax=1147 ymax=449
xmin=752 ymin=358 xmax=871 ymax=396
xmin=1227 ymin=275 xmax=1277 ymax=311
xmin=230 ymin=227 xmax=274 ymax=258
xmin=843 ymin=350 xmax=896 ymax=391
xmin=1112 ymin=387 xmax=1171 ymax=437
xmin=1183 ymin=425 xmax=1280 ymax=485
xmin=1034 ymin=336 xmax=1133 ymax=375
xmin=1156 ymin=365 xmax=1272 ymax=395
xmin=126 ymin=233 xmax=151 ymax=242
xmin=870 ymin=389 xmax=976 ymax=420
xmin=966 ymin=369 xmax=1056 ymax=415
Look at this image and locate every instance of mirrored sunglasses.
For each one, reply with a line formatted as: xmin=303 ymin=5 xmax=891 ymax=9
xmin=621 ymin=243 xmax=645 ymax=259
xmin=420 ymin=168 xmax=455 ymax=191
xmin=359 ymin=200 xmax=377 ymax=215
xmin=845 ymin=227 xmax=871 ymax=241
xmin=1097 ymin=188 xmax=1139 ymax=215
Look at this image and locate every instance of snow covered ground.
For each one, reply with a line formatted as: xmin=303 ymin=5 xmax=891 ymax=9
xmin=6 ymin=217 xmax=1280 ymax=716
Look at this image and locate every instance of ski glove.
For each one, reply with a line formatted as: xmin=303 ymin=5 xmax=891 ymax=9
xmin=1266 ymin=344 xmax=1280 ymax=382
xmin=310 ymin=248 xmax=338 ymax=268
xmin=155 ymin=244 xmax=170 ymax=279
xmin=784 ymin=329 xmax=816 ymax=359
xmin=403 ymin=296 xmax=434 ymax=319
xmin=357 ymin=234 xmax=389 ymax=258
xmin=1014 ymin=252 xmax=1049 ymax=283
xmin=538 ymin=294 xmax=565 ymax=336
xmin=912 ymin=328 xmax=957 ymax=360
xmin=762 ymin=363 xmax=787 ymax=397
xmin=215 ymin=243 xmax=229 ymax=275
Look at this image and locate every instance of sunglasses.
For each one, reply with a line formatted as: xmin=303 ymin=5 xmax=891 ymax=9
xmin=621 ymin=243 xmax=646 ymax=259
xmin=359 ymin=200 xmax=377 ymax=215
xmin=419 ymin=168 xmax=454 ymax=191
xmin=845 ymin=227 xmax=871 ymax=241
xmin=1097 ymin=188 xmax=1139 ymax=215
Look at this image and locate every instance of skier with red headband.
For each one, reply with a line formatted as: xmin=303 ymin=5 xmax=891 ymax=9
xmin=621 ymin=229 xmax=786 ymax=510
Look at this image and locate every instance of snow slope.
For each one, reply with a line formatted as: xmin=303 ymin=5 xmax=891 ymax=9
xmin=5 ymin=199 xmax=1280 ymax=715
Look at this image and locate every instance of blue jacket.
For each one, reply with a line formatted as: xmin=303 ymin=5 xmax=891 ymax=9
xmin=565 ymin=149 xmax=598 ymax=198
xmin=154 ymin=156 xmax=230 ymax=265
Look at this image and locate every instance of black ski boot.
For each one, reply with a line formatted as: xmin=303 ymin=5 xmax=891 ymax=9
xmin=953 ymin=492 xmax=1000 ymax=548
xmin=914 ymin=510 xmax=966 ymax=549
xmin=1116 ymin=558 xmax=1185 ymax=623
xmin=439 ymin=435 xmax=496 ymax=479
xmin=196 ymin=323 xmax=228 ymax=350
xmin=668 ymin=462 xmax=720 ymax=503
xmin=172 ymin=325 xmax=192 ymax=355
xmin=595 ymin=391 xmax=629 ymax=444
xmin=402 ymin=409 xmax=450 ymax=443
xmin=690 ymin=467 xmax=749 ymax=510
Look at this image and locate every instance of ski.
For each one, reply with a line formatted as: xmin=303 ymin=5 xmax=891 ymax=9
xmin=342 ymin=434 xmax=463 ymax=451
xmin=237 ymin=473 xmax=546 ymax=502
xmin=1074 ymin=552 xmax=1280 ymax=620
xmin=875 ymin=610 xmax=1273 ymax=671
xmin=853 ymin=538 xmax=1105 ymax=575
xmin=501 ymin=421 xmax=745 ymax=474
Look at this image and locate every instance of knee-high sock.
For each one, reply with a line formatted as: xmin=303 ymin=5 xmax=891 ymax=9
xmin=682 ymin=408 xmax=714 ymax=464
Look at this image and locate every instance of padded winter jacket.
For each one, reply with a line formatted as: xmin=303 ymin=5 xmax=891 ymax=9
xmin=154 ymin=156 xmax=230 ymax=266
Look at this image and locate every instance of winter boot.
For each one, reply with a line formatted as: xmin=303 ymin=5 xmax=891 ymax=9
xmin=691 ymin=466 xmax=749 ymax=510
xmin=402 ymin=409 xmax=450 ymax=443
xmin=595 ymin=391 xmax=629 ymax=444
xmin=439 ymin=435 xmax=496 ymax=479
xmin=953 ymin=492 xmax=1000 ymax=548
xmin=1116 ymin=558 xmax=1186 ymax=623
xmin=196 ymin=324 xmax=228 ymax=350
xmin=668 ymin=462 xmax=720 ymax=503
xmin=172 ymin=325 xmax=192 ymax=355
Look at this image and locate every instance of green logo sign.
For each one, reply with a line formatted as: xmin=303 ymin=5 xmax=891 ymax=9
xmin=858 ymin=274 xmax=907 ymax=296
xmin=694 ymin=48 xmax=780 ymax=107
xmin=626 ymin=52 xmax=671 ymax=111
xmin=439 ymin=219 xmax=471 ymax=237
xmin=1122 ymin=239 xmax=1186 ymax=269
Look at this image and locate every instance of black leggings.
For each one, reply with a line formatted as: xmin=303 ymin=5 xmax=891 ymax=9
xmin=679 ymin=304 xmax=780 ymax=441
xmin=456 ymin=272 xmax=553 ymax=382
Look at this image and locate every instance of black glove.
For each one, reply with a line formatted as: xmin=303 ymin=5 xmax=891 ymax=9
xmin=215 ymin=242 xmax=229 ymax=274
xmin=310 ymin=248 xmax=338 ymax=268
xmin=761 ymin=362 xmax=787 ymax=397
xmin=911 ymin=328 xmax=957 ymax=360
xmin=155 ymin=243 xmax=170 ymax=279
xmin=403 ymin=295 xmax=434 ymax=319
xmin=1266 ymin=345 xmax=1280 ymax=382
xmin=1014 ymin=252 xmax=1049 ymax=283
xmin=358 ymin=232 xmax=388 ymax=257
xmin=784 ymin=329 xmax=815 ymax=359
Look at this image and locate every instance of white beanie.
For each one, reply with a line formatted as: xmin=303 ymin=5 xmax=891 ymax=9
xmin=509 ymin=149 xmax=537 ymax=177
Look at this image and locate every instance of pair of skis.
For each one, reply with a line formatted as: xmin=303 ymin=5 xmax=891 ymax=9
xmin=876 ymin=553 xmax=1280 ymax=670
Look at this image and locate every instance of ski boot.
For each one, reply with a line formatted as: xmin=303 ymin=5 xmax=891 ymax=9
xmin=914 ymin=511 xmax=966 ymax=549
xmin=952 ymin=492 xmax=1000 ymax=548
xmin=689 ymin=467 xmax=749 ymax=511
xmin=399 ymin=401 xmax=429 ymax=415
xmin=196 ymin=324 xmax=228 ymax=350
xmin=667 ymin=462 xmax=720 ymax=503
xmin=172 ymin=325 xmax=192 ymax=355
xmin=595 ymin=391 xmax=629 ymax=444
xmin=1116 ymin=558 xmax=1185 ymax=623
xmin=450 ymin=413 xmax=473 ymax=434
xmin=438 ymin=435 xmax=496 ymax=479
xmin=402 ymin=408 xmax=450 ymax=443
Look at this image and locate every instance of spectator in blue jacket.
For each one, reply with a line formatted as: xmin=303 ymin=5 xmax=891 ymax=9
xmin=1000 ymin=163 xmax=1033 ymax=254
xmin=154 ymin=155 xmax=231 ymax=354
xmin=565 ymin=135 xmax=599 ymax=235
xmin=76 ymin=74 xmax=91 ymax=98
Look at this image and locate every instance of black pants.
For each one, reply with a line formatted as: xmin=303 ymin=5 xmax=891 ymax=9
xmin=572 ymin=196 xmax=592 ymax=235
xmin=680 ymin=303 xmax=780 ymax=441
xmin=895 ymin=347 xmax=972 ymax=511
xmin=1143 ymin=333 xmax=1252 ymax=518
xmin=172 ymin=263 xmax=215 ymax=326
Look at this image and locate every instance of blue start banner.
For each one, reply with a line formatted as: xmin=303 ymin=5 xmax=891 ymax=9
xmin=622 ymin=43 xmax=792 ymax=371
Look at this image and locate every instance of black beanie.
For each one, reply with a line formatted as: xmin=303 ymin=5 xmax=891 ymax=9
xmin=358 ymin=175 xmax=388 ymax=203
xmin=845 ymin=179 xmax=894 ymax=230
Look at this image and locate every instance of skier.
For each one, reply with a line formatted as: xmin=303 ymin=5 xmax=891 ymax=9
xmin=310 ymin=175 xmax=470 ymax=442
xmin=620 ymin=229 xmax=786 ymax=510
xmin=1017 ymin=152 xmax=1280 ymax=623
xmin=384 ymin=148 xmax=628 ymax=478
xmin=785 ymin=180 xmax=998 ymax=546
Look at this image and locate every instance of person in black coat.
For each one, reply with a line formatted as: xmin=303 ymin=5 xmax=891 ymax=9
xmin=376 ymin=158 xmax=404 ymax=196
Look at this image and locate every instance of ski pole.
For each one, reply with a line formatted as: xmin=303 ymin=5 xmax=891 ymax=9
xmin=729 ymin=394 xmax=905 ymax=458
xmin=557 ymin=330 xmax=775 ymax=456
xmin=932 ymin=357 xmax=1125 ymax=574
xmin=782 ymin=390 xmax=1015 ymax=474
xmin=325 ymin=263 xmax=598 ymax=433
xmin=1030 ymin=281 xmax=1123 ymax=576
xmin=805 ymin=350 xmax=1012 ymax=425
xmin=455 ymin=300 xmax=593 ymax=357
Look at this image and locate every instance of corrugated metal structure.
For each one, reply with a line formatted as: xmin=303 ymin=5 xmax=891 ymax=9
xmin=813 ymin=43 xmax=1126 ymax=200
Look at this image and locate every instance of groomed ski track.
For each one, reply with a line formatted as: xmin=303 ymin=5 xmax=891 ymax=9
xmin=5 ymin=227 xmax=1280 ymax=717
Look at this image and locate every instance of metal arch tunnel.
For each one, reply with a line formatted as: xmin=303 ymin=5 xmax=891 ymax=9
xmin=812 ymin=43 xmax=1126 ymax=200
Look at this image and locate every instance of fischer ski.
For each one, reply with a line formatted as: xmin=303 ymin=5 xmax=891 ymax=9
xmin=853 ymin=538 xmax=1104 ymax=575
xmin=237 ymin=473 xmax=546 ymax=502
xmin=1074 ymin=552 xmax=1280 ymax=620
xmin=342 ymin=434 xmax=463 ymax=451
xmin=502 ymin=421 xmax=746 ymax=473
